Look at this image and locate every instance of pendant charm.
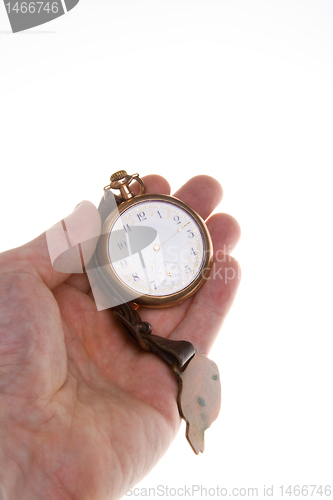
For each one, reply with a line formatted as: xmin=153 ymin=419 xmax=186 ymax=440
xmin=113 ymin=303 xmax=222 ymax=454
xmin=175 ymin=353 xmax=221 ymax=454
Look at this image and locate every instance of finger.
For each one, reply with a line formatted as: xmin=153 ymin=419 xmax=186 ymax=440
xmin=132 ymin=174 xmax=171 ymax=196
xmin=206 ymin=212 xmax=241 ymax=254
xmin=169 ymin=256 xmax=241 ymax=354
xmin=65 ymin=273 xmax=92 ymax=294
xmin=0 ymin=201 xmax=101 ymax=291
xmin=137 ymin=212 xmax=241 ymax=336
xmin=172 ymin=175 xmax=223 ymax=220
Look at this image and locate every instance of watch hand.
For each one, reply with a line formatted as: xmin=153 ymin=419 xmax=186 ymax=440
xmin=151 ymin=247 xmax=158 ymax=280
xmin=158 ymin=222 xmax=191 ymax=249
xmin=162 ymin=268 xmax=173 ymax=277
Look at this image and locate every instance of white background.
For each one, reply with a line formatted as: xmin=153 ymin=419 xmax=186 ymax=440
xmin=0 ymin=0 xmax=332 ymax=498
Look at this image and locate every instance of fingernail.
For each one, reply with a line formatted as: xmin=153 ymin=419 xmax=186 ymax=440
xmin=73 ymin=202 xmax=83 ymax=211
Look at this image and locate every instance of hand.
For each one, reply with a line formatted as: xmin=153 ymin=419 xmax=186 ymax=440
xmin=0 ymin=175 xmax=241 ymax=500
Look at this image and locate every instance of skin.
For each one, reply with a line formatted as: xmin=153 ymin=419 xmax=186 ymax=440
xmin=0 ymin=175 xmax=241 ymax=500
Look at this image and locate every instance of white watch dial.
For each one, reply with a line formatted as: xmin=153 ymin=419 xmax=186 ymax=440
xmin=108 ymin=199 xmax=206 ymax=297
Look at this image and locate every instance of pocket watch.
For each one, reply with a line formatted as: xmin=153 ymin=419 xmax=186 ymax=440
xmin=95 ymin=171 xmax=213 ymax=308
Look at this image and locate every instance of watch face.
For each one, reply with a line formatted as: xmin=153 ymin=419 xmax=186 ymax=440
xmin=98 ymin=194 xmax=212 ymax=307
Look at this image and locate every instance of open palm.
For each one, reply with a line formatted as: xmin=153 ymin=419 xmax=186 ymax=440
xmin=0 ymin=175 xmax=240 ymax=500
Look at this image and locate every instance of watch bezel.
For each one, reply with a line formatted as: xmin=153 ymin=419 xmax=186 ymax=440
xmin=96 ymin=193 xmax=213 ymax=308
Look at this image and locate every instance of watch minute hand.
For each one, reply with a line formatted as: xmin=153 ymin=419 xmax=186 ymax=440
xmin=159 ymin=222 xmax=190 ymax=248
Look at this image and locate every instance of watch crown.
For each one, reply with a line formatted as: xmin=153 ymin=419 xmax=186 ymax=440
xmin=104 ymin=171 xmax=145 ymax=201
xmin=110 ymin=170 xmax=128 ymax=182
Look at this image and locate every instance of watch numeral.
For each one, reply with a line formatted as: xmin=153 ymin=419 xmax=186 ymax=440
xmin=137 ymin=212 xmax=147 ymax=222
xmin=174 ymin=215 xmax=181 ymax=224
xmin=157 ymin=211 xmax=162 ymax=219
xmin=190 ymin=247 xmax=197 ymax=256
xmin=185 ymin=265 xmax=191 ymax=274
xmin=187 ymin=230 xmax=194 ymax=238
xmin=123 ymin=224 xmax=131 ymax=233
xmin=132 ymin=273 xmax=140 ymax=282
xmin=118 ymin=241 xmax=127 ymax=251
xmin=120 ymin=259 xmax=127 ymax=268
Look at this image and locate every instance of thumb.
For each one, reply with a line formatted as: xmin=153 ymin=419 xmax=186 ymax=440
xmin=3 ymin=201 xmax=101 ymax=290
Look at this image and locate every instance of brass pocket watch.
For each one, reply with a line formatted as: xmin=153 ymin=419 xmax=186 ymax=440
xmin=95 ymin=171 xmax=213 ymax=308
